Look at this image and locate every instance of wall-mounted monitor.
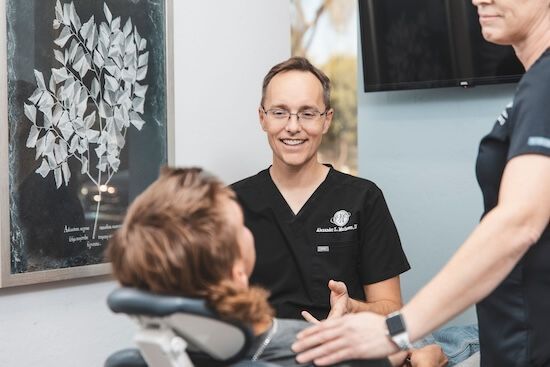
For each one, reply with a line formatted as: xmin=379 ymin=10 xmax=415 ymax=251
xmin=359 ymin=0 xmax=525 ymax=92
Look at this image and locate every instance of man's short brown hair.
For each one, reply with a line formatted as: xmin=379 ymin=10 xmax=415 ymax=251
xmin=261 ymin=56 xmax=331 ymax=110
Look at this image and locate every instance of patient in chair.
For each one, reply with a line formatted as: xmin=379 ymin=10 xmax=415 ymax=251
xmin=107 ymin=167 xmax=445 ymax=367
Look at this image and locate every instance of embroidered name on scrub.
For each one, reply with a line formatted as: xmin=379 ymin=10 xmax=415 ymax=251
xmin=316 ymin=224 xmax=358 ymax=233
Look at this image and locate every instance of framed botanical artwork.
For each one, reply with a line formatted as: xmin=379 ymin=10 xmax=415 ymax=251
xmin=0 ymin=0 xmax=174 ymax=287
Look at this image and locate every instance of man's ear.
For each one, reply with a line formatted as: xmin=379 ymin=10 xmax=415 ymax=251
xmin=259 ymin=107 xmax=267 ymax=131
xmin=232 ymin=259 xmax=249 ymax=289
xmin=322 ymin=108 xmax=334 ymax=134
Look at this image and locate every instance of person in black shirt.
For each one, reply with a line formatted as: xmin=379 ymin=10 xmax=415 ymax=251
xmin=293 ymin=0 xmax=550 ymax=366
xmin=232 ymin=57 xmax=410 ymax=322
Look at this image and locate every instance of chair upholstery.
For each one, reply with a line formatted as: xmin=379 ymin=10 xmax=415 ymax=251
xmin=105 ymin=287 xmax=255 ymax=367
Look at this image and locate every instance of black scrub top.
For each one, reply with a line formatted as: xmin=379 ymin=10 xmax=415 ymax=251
xmin=475 ymin=50 xmax=550 ymax=366
xmin=232 ymin=166 xmax=410 ymax=320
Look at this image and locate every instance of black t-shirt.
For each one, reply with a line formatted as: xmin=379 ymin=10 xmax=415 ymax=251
xmin=475 ymin=50 xmax=550 ymax=366
xmin=232 ymin=167 xmax=410 ymax=320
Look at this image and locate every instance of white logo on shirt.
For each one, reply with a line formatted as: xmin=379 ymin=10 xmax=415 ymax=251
xmin=497 ymin=101 xmax=513 ymax=126
xmin=330 ymin=210 xmax=351 ymax=227
xmin=316 ymin=210 xmax=357 ymax=233
xmin=528 ymin=136 xmax=550 ymax=149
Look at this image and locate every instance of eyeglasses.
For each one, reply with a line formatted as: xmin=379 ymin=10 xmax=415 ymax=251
xmin=261 ymin=107 xmax=329 ymax=124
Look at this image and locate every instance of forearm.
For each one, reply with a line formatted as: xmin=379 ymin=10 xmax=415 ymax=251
xmin=350 ymin=297 xmax=401 ymax=315
xmin=402 ymin=207 xmax=540 ymax=341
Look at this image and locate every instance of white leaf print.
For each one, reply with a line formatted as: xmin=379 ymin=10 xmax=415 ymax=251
xmin=105 ymin=74 xmax=118 ymax=91
xmin=133 ymin=83 xmax=148 ymax=98
xmin=35 ymin=136 xmax=46 ymax=159
xmin=28 ymin=89 xmax=43 ymax=104
xmin=69 ymin=2 xmax=81 ymax=30
xmin=132 ymin=97 xmax=145 ymax=114
xmin=36 ymin=159 xmax=51 ymax=178
xmin=62 ymin=161 xmax=71 ymax=186
xmin=34 ymin=70 xmax=46 ymax=90
xmin=123 ymin=18 xmax=132 ymax=37
xmin=24 ymin=104 xmax=37 ymax=123
xmin=55 ymin=0 xmax=63 ymax=21
xmin=103 ymin=3 xmax=112 ymax=24
xmin=23 ymin=0 xmax=151 ymax=239
xmin=52 ymin=67 xmax=70 ymax=84
xmin=80 ymin=15 xmax=94 ymax=39
xmin=62 ymin=3 xmax=70 ymax=25
xmin=54 ymin=166 xmax=63 ymax=188
xmin=84 ymin=111 xmax=96 ymax=129
xmin=54 ymin=26 xmax=71 ymax=48
xmin=136 ymin=65 xmax=147 ymax=81
xmin=26 ymin=125 xmax=40 ymax=148
xmin=138 ymin=52 xmax=148 ymax=68
xmin=111 ymin=17 xmax=121 ymax=32
xmin=81 ymin=156 xmax=88 ymax=174
xmin=129 ymin=111 xmax=144 ymax=130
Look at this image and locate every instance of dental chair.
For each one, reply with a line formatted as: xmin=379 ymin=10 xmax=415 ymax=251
xmin=105 ymin=287 xmax=277 ymax=367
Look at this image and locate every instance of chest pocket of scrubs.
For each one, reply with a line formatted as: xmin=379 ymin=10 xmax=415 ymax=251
xmin=311 ymin=240 xmax=362 ymax=305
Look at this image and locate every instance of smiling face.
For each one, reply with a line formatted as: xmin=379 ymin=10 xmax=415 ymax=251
xmin=260 ymin=70 xmax=332 ymax=170
xmin=472 ymin=0 xmax=550 ymax=45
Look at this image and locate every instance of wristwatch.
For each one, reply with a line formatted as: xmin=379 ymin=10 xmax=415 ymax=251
xmin=385 ymin=311 xmax=413 ymax=351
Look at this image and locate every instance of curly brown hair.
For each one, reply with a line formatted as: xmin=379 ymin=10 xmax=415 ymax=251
xmin=107 ymin=167 xmax=273 ymax=326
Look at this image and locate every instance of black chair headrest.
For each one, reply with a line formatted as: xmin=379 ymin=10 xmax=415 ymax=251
xmin=107 ymin=287 xmax=255 ymax=365
xmin=107 ymin=287 xmax=214 ymax=318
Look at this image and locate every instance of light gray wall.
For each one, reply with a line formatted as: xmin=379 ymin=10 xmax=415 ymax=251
xmin=0 ymin=2 xmax=290 ymax=366
xmin=357 ymin=60 xmax=516 ymax=325
xmin=0 ymin=277 xmax=136 ymax=365
xmin=173 ymin=1 xmax=289 ymax=184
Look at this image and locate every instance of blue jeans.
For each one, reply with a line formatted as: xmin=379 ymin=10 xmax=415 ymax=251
xmin=414 ymin=324 xmax=479 ymax=367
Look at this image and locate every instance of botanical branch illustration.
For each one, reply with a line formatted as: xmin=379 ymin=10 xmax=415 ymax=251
xmin=23 ymin=0 xmax=149 ymax=238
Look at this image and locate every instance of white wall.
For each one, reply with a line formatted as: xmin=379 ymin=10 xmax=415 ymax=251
xmin=0 ymin=2 xmax=290 ymax=366
xmin=0 ymin=277 xmax=136 ymax=365
xmin=357 ymin=59 xmax=516 ymax=325
xmin=173 ymin=1 xmax=290 ymax=183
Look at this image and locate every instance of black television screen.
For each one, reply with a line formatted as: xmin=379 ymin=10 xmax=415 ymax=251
xmin=359 ymin=0 xmax=525 ymax=92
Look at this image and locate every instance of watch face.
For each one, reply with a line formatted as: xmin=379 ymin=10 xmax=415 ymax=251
xmin=386 ymin=313 xmax=406 ymax=335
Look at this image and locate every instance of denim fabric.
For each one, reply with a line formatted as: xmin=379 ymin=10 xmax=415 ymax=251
xmin=414 ymin=324 xmax=479 ymax=367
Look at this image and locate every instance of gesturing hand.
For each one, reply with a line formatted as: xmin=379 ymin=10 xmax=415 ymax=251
xmin=327 ymin=279 xmax=351 ymax=318
xmin=301 ymin=279 xmax=351 ymax=324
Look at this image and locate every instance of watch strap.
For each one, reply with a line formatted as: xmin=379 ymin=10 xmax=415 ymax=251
xmin=385 ymin=311 xmax=413 ymax=351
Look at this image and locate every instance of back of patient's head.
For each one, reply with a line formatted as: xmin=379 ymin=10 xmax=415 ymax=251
xmin=108 ymin=167 xmax=272 ymax=325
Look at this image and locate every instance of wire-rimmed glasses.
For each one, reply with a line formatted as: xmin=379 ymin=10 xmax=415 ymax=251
xmin=261 ymin=107 xmax=329 ymax=126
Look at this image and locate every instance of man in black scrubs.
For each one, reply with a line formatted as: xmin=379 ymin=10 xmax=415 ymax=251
xmin=232 ymin=57 xmax=410 ymax=321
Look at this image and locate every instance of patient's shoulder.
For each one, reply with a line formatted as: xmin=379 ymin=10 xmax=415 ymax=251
xmin=248 ymin=318 xmax=310 ymax=367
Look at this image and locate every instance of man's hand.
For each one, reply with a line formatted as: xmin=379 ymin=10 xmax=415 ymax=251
xmin=327 ymin=280 xmax=351 ymax=318
xmin=301 ymin=310 xmax=321 ymax=324
xmin=301 ymin=280 xmax=350 ymax=324
xmin=389 ymin=345 xmax=448 ymax=367
xmin=409 ymin=345 xmax=448 ymax=367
